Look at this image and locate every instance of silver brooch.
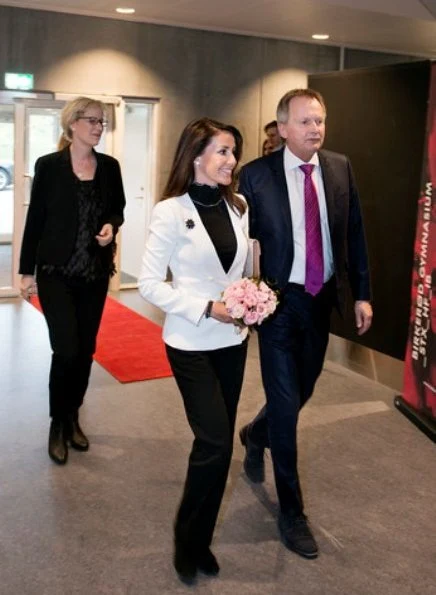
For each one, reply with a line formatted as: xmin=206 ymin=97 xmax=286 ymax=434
xmin=185 ymin=218 xmax=195 ymax=230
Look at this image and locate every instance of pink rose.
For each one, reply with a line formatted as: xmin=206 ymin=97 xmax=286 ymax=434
xmin=255 ymin=303 xmax=268 ymax=317
xmin=243 ymin=310 xmax=260 ymax=325
xmin=244 ymin=294 xmax=258 ymax=307
xmin=229 ymin=303 xmax=246 ymax=319
xmin=256 ymin=289 xmax=269 ymax=303
xmin=225 ymin=297 xmax=240 ymax=310
xmin=232 ymin=286 xmax=246 ymax=299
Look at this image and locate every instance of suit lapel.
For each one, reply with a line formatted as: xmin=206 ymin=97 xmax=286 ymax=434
xmin=318 ymin=151 xmax=337 ymax=236
xmin=178 ymin=194 xmax=225 ymax=275
xmin=95 ymin=151 xmax=108 ymax=207
xmin=225 ymin=202 xmax=246 ymax=278
xmin=59 ymin=146 xmax=79 ymax=207
xmin=270 ymin=148 xmax=294 ymax=232
xmin=178 ymin=193 xmax=244 ymax=281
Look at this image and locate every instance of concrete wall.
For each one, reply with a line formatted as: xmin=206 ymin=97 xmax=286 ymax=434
xmin=0 ymin=7 xmax=420 ymax=382
xmin=0 ymin=6 xmax=419 ymax=193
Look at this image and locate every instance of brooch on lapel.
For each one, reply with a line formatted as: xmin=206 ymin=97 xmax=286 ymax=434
xmin=185 ymin=218 xmax=195 ymax=230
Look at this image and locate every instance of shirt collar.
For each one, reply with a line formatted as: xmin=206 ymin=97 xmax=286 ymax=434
xmin=283 ymin=145 xmax=319 ymax=171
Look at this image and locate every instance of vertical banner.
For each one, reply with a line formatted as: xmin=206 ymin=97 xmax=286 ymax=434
xmin=395 ymin=62 xmax=436 ymax=442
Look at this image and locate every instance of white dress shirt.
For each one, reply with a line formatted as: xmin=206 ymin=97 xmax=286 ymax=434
xmin=283 ymin=147 xmax=334 ymax=285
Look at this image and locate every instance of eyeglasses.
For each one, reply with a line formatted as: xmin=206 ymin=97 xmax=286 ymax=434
xmin=77 ymin=116 xmax=108 ymax=127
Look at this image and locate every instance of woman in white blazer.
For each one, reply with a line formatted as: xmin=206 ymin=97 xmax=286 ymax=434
xmin=139 ymin=118 xmax=249 ymax=584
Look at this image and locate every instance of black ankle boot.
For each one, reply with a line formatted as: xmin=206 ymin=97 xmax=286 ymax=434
xmin=196 ymin=547 xmax=220 ymax=576
xmin=48 ymin=419 xmax=68 ymax=465
xmin=67 ymin=415 xmax=89 ymax=451
xmin=173 ymin=543 xmax=197 ymax=585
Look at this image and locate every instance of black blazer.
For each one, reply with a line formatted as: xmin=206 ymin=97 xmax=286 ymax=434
xmin=239 ymin=147 xmax=371 ymax=312
xmin=19 ymin=147 xmax=126 ymax=275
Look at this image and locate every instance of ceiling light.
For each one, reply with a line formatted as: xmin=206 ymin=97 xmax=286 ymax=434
xmin=116 ymin=7 xmax=135 ymax=14
xmin=312 ymin=34 xmax=329 ymax=40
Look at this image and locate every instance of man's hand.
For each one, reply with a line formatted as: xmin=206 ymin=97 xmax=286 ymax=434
xmin=355 ymin=300 xmax=373 ymax=335
xmin=95 ymin=223 xmax=114 ymax=247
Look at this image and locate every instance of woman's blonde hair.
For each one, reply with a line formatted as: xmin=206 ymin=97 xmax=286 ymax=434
xmin=57 ymin=96 xmax=105 ymax=150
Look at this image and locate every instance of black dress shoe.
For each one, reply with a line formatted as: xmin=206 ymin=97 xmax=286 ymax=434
xmin=67 ymin=417 xmax=89 ymax=451
xmin=239 ymin=424 xmax=265 ymax=483
xmin=173 ymin=544 xmax=197 ymax=585
xmin=48 ymin=419 xmax=68 ymax=465
xmin=196 ymin=548 xmax=220 ymax=576
xmin=278 ymin=513 xmax=318 ymax=559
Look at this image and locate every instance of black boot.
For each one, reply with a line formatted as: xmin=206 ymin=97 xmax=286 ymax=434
xmin=48 ymin=419 xmax=68 ymax=465
xmin=196 ymin=547 xmax=220 ymax=576
xmin=173 ymin=542 xmax=197 ymax=585
xmin=67 ymin=414 xmax=89 ymax=451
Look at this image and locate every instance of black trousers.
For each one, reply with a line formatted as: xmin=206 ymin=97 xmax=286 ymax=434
xmin=36 ymin=271 xmax=109 ymax=420
xmin=247 ymin=281 xmax=334 ymax=518
xmin=166 ymin=339 xmax=248 ymax=550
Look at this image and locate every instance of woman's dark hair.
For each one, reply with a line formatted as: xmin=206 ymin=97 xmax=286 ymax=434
xmin=162 ymin=117 xmax=246 ymax=215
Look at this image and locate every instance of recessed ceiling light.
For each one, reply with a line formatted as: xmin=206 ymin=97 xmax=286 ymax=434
xmin=312 ymin=34 xmax=329 ymax=40
xmin=116 ymin=7 xmax=135 ymax=14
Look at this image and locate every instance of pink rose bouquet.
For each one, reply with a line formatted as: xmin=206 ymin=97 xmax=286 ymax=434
xmin=222 ymin=277 xmax=278 ymax=329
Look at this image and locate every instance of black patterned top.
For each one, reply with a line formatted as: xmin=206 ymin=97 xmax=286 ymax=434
xmin=41 ymin=174 xmax=114 ymax=281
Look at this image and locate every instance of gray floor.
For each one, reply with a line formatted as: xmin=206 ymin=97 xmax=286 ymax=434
xmin=1 ymin=292 xmax=435 ymax=595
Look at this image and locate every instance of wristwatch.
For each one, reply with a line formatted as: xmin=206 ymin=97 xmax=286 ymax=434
xmin=205 ymin=300 xmax=214 ymax=318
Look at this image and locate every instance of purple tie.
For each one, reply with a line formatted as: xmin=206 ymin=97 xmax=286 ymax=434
xmin=300 ymin=164 xmax=324 ymax=296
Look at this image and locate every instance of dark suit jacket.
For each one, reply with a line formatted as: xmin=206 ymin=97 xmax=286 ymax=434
xmin=238 ymin=147 xmax=371 ymax=312
xmin=19 ymin=147 xmax=126 ymax=275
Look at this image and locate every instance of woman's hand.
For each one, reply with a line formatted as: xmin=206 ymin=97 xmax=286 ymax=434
xmin=95 ymin=223 xmax=114 ymax=247
xmin=209 ymin=301 xmax=234 ymax=324
xmin=20 ymin=275 xmax=36 ymax=300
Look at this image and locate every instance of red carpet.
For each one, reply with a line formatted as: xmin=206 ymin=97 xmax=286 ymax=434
xmin=30 ymin=295 xmax=172 ymax=383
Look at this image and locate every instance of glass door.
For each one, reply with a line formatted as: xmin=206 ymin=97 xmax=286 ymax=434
xmin=0 ymin=92 xmax=157 ymax=297
xmin=0 ymin=104 xmax=15 ymax=295
xmin=12 ymin=100 xmax=64 ymax=295
xmin=118 ymin=99 xmax=157 ymax=288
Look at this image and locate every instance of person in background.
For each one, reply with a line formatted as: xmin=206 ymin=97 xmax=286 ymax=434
xmin=264 ymin=120 xmax=284 ymax=153
xmin=19 ymin=96 xmax=125 ymax=465
xmin=239 ymin=88 xmax=372 ymax=559
xmin=262 ymin=138 xmax=274 ymax=156
xmin=138 ymin=118 xmax=248 ymax=585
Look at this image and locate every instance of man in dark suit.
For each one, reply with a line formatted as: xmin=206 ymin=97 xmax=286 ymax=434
xmin=239 ymin=88 xmax=373 ymax=559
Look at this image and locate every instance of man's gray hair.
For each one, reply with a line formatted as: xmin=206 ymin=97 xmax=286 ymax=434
xmin=276 ymin=88 xmax=326 ymax=124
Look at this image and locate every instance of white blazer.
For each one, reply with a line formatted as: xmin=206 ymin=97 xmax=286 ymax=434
xmin=138 ymin=193 xmax=249 ymax=350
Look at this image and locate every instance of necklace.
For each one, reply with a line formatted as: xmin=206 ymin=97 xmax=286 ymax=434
xmin=190 ymin=196 xmax=223 ymax=208
xmin=72 ymin=153 xmax=96 ymax=180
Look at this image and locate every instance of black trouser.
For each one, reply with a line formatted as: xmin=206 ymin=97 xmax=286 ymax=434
xmin=36 ymin=271 xmax=109 ymax=420
xmin=166 ymin=339 xmax=248 ymax=551
xmin=248 ymin=281 xmax=334 ymax=518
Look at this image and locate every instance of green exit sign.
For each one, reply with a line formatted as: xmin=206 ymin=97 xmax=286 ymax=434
xmin=5 ymin=72 xmax=34 ymax=90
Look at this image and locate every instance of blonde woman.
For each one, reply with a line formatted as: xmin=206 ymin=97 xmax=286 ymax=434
xmin=19 ymin=97 xmax=125 ymax=465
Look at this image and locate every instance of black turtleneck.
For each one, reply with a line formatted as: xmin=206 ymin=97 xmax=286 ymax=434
xmin=188 ymin=183 xmax=237 ymax=273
